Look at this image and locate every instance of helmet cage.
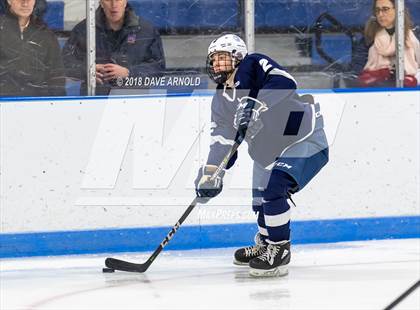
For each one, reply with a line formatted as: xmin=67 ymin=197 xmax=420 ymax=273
xmin=206 ymin=34 xmax=248 ymax=84
xmin=206 ymin=50 xmax=243 ymax=84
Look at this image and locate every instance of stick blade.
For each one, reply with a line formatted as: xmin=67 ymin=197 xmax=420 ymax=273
xmin=105 ymin=257 xmax=149 ymax=273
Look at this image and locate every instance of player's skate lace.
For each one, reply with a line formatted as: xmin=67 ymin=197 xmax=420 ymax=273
xmin=258 ymin=244 xmax=280 ymax=263
xmin=244 ymin=244 xmax=266 ymax=257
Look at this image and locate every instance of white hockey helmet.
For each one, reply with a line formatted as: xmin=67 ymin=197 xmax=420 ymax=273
xmin=206 ymin=34 xmax=248 ymax=84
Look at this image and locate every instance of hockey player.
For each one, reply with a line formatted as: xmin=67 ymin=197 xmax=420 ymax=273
xmin=194 ymin=34 xmax=329 ymax=277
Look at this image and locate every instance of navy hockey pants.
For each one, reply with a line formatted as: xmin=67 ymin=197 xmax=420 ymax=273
xmin=252 ymin=129 xmax=329 ymax=242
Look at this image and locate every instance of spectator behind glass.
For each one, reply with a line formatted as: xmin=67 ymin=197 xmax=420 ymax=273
xmin=0 ymin=0 xmax=65 ymax=97
xmin=358 ymin=0 xmax=420 ymax=87
xmin=1 ymin=0 xmax=46 ymax=16
xmin=62 ymin=0 xmax=165 ymax=96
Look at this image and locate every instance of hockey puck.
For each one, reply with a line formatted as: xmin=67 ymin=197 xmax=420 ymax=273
xmin=102 ymin=267 xmax=115 ymax=273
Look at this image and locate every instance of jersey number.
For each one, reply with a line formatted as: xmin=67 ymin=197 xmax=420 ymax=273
xmin=259 ymin=59 xmax=273 ymax=72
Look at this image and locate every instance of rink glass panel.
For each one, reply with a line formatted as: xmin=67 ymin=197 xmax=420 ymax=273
xmin=2 ymin=0 xmax=420 ymax=97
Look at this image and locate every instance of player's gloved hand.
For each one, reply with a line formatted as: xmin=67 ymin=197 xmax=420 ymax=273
xmin=195 ymin=165 xmax=225 ymax=202
xmin=234 ymin=97 xmax=268 ymax=140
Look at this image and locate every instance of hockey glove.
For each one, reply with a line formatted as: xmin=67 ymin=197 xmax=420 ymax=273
xmin=233 ymin=97 xmax=268 ymax=140
xmin=195 ymin=165 xmax=225 ymax=202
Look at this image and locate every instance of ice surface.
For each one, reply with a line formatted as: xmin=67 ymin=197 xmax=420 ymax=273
xmin=1 ymin=239 xmax=419 ymax=310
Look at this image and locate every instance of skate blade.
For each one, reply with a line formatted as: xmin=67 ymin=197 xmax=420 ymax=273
xmin=249 ymin=266 xmax=289 ymax=277
xmin=233 ymin=259 xmax=250 ymax=266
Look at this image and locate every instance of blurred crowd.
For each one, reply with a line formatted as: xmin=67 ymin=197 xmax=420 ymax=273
xmin=0 ymin=0 xmax=419 ymax=97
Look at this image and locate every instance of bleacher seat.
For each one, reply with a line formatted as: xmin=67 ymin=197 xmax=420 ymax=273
xmin=44 ymin=1 xmax=64 ymax=30
xmin=407 ymin=0 xmax=420 ymax=23
xmin=65 ymin=79 xmax=82 ymax=97
xmin=311 ymin=34 xmax=352 ymax=66
xmin=128 ymin=0 xmax=420 ymax=32
xmin=129 ymin=0 xmax=238 ymax=32
xmin=256 ymin=0 xmax=315 ymax=30
xmin=255 ymin=0 xmax=373 ymax=30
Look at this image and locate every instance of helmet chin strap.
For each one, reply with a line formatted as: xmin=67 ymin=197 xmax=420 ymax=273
xmin=224 ymin=68 xmax=237 ymax=87
xmin=215 ymin=69 xmax=235 ymax=85
xmin=213 ymin=72 xmax=229 ymax=84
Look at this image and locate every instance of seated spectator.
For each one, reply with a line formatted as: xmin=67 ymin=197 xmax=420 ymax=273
xmin=62 ymin=0 xmax=165 ymax=95
xmin=0 ymin=0 xmax=65 ymax=97
xmin=358 ymin=0 xmax=420 ymax=87
xmin=1 ymin=0 xmax=46 ymax=17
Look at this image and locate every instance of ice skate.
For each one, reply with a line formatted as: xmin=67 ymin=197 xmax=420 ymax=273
xmin=233 ymin=233 xmax=268 ymax=265
xmin=249 ymin=240 xmax=290 ymax=277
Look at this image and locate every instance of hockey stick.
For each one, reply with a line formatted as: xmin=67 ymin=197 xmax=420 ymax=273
xmin=104 ymin=135 xmax=243 ymax=273
xmin=383 ymin=279 xmax=419 ymax=310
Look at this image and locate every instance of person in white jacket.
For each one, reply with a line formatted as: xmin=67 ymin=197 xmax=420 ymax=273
xmin=358 ymin=0 xmax=420 ymax=87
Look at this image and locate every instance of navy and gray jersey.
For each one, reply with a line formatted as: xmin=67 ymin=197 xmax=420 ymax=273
xmin=207 ymin=53 xmax=326 ymax=168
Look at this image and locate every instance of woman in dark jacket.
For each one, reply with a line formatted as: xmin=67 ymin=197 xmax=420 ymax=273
xmin=0 ymin=0 xmax=65 ymax=97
